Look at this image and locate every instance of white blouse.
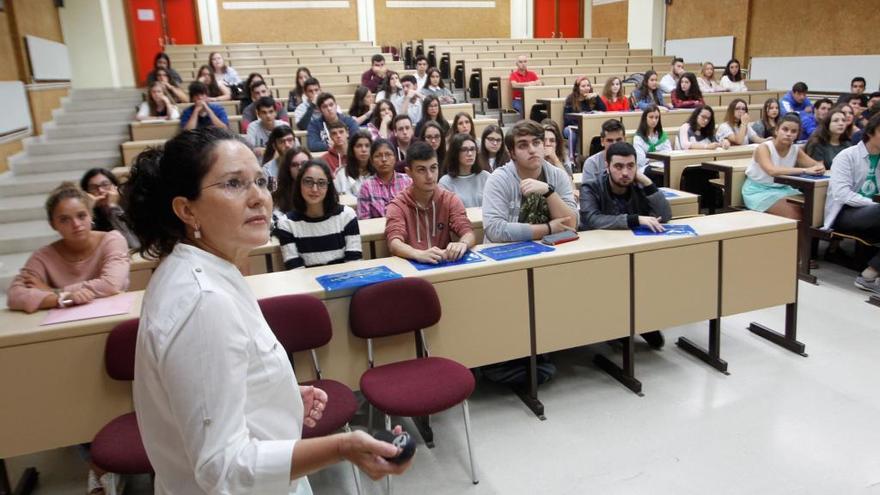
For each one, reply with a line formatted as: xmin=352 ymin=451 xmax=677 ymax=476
xmin=134 ymin=243 xmax=311 ymax=495
xmin=720 ymin=76 xmax=748 ymax=93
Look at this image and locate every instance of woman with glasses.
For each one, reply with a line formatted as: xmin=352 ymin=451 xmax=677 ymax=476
xmin=417 ymin=120 xmax=447 ymax=166
xmin=123 ymin=128 xmax=411 ymax=495
xmin=273 ymin=160 xmax=362 ymax=269
xmin=439 ymin=133 xmax=490 ymax=208
xmin=716 ymin=99 xmax=763 ymax=145
xmin=357 ymin=138 xmax=413 ymax=219
xmin=80 ymin=168 xmax=140 ymax=249
xmin=478 ymin=125 xmax=509 ymax=172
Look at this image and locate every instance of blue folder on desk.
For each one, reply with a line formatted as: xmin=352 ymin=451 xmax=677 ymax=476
xmin=316 ymin=266 xmax=402 ymax=292
xmin=797 ymin=174 xmax=831 ymax=180
xmin=632 ymin=224 xmax=698 ymax=236
xmin=409 ymin=250 xmax=486 ymax=271
xmin=660 ymin=189 xmax=679 ymax=198
xmin=479 ymin=241 xmax=555 ymax=261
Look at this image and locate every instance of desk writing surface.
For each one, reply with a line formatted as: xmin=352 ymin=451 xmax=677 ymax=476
xmin=0 ymin=211 xmax=795 ymax=349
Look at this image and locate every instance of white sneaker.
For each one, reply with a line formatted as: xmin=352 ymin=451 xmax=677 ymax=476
xmin=87 ymin=470 xmax=104 ymax=494
xmin=855 ymin=276 xmax=880 ymax=294
xmin=99 ymin=472 xmax=126 ymax=495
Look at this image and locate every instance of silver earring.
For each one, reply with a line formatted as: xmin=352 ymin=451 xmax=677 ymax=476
xmin=194 ymin=225 xmax=202 ymax=239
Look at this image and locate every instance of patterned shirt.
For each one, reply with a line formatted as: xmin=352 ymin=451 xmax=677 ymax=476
xmin=272 ymin=205 xmax=362 ymax=269
xmin=356 ymin=172 xmax=413 ymax=219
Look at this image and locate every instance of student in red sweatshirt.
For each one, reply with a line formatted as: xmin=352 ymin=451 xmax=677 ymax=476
xmin=384 ymin=141 xmax=476 ymax=264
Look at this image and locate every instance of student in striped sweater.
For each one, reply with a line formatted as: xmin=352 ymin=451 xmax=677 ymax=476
xmin=273 ymin=160 xmax=362 ymax=269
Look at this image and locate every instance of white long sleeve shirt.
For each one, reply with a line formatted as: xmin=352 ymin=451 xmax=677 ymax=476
xmin=133 ymin=243 xmax=311 ymax=495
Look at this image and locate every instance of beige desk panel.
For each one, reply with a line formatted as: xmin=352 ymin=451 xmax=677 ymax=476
xmin=669 ymin=197 xmax=699 ymax=218
xmin=427 ymin=271 xmax=531 ymax=367
xmin=721 ymin=230 xmax=797 ymax=316
xmin=534 ymin=255 xmax=630 ymax=354
xmin=634 ymin=242 xmax=719 ymax=332
xmin=0 ymin=333 xmax=133 ymax=458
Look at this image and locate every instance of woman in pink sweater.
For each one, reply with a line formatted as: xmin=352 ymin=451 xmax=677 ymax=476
xmin=7 ymin=182 xmax=130 ymax=314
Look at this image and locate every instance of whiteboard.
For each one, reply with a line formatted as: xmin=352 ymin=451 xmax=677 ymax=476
xmin=0 ymin=81 xmax=33 ymax=139
xmin=750 ymin=55 xmax=880 ymax=93
xmin=664 ymin=36 xmax=734 ymax=66
xmin=25 ymin=35 xmax=72 ymax=82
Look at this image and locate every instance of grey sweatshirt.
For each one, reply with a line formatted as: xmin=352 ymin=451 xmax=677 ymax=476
xmin=482 ymin=159 xmax=577 ymax=242
xmin=579 ymin=171 xmax=672 ymax=230
xmin=439 ymin=171 xmax=490 ymax=208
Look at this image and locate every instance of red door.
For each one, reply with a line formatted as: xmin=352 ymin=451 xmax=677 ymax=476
xmin=557 ymin=0 xmax=582 ymax=38
xmin=534 ymin=0 xmax=557 ymax=38
xmin=127 ymin=0 xmax=200 ymax=85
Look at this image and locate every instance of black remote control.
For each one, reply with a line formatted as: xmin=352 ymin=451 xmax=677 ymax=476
xmin=373 ymin=430 xmax=416 ymax=464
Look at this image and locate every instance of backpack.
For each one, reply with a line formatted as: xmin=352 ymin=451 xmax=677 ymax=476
xmin=623 ymin=73 xmax=644 ymax=86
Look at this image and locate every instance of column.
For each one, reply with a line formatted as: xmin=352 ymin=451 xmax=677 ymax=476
xmin=626 ymin=0 xmax=664 ymax=53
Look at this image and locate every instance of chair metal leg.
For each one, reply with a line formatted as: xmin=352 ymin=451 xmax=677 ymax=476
xmin=343 ymin=424 xmax=363 ymax=495
xmin=461 ymin=401 xmax=479 ymax=485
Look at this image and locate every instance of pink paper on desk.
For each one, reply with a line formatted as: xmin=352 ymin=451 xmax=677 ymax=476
xmin=41 ymin=293 xmax=137 ymax=326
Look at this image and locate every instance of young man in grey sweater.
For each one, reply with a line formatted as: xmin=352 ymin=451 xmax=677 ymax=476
xmin=579 ymin=141 xmax=671 ymax=348
xmin=481 ymin=120 xmax=577 ymax=243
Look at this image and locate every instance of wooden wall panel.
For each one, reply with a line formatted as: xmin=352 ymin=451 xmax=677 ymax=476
xmin=10 ymin=0 xmax=65 ymax=81
xmin=0 ymin=11 xmax=22 ymax=81
xmin=27 ymin=86 xmax=70 ymax=135
xmin=665 ymin=0 xmax=748 ymax=62
xmin=218 ymin=3 xmax=359 ymax=43
xmin=374 ymin=0 xmax=511 ymax=48
xmin=591 ymin=1 xmax=627 ymax=42
xmin=748 ymin=0 xmax=880 ymax=57
xmin=0 ymin=139 xmax=24 ymax=174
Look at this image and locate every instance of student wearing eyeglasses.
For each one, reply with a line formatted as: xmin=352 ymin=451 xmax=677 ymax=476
xmin=273 ymin=160 xmax=362 ymax=269
xmin=439 ymin=133 xmax=490 ymax=207
xmin=124 ymin=128 xmax=412 ymax=494
xmin=716 ymin=99 xmax=763 ymax=145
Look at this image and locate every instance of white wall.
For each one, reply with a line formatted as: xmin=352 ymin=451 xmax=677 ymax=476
xmin=627 ymin=0 xmax=664 ymax=54
xmin=510 ymin=0 xmax=532 ymax=39
xmin=59 ymin=0 xmax=136 ymax=89
xmin=751 ymin=55 xmax=880 ymax=93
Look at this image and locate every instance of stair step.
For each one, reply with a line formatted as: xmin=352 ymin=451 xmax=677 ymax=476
xmin=0 ymin=170 xmax=88 ymax=198
xmin=0 ymin=220 xmax=58 ymax=255
xmin=0 ymin=251 xmax=34 ymax=292
xmin=53 ymin=108 xmax=136 ymax=125
xmin=63 ymin=96 xmax=142 ymax=112
xmin=0 ymin=194 xmax=50 ymax=223
xmin=43 ymin=121 xmax=131 ymax=141
xmin=70 ymin=88 xmax=144 ymax=101
xmin=10 ymin=150 xmax=120 ymax=176
xmin=24 ymin=135 xmax=126 ymax=156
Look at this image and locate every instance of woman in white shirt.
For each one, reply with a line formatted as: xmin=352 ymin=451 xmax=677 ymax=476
xmin=741 ymin=114 xmax=825 ymax=218
xmin=136 ymin=82 xmax=180 ymax=121
xmin=376 ymin=71 xmax=405 ymax=113
xmin=716 ymin=98 xmax=764 ymax=145
xmin=208 ymin=51 xmax=241 ymax=88
xmin=697 ymin=62 xmax=726 ymax=93
xmin=678 ymin=106 xmax=730 ymax=150
xmin=334 ymin=130 xmax=375 ymax=198
xmin=124 ymin=127 xmax=411 ymax=494
xmin=720 ymin=58 xmax=748 ymax=93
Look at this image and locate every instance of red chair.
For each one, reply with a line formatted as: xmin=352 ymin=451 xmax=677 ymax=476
xmin=349 ymin=278 xmax=478 ymax=485
xmin=259 ymin=294 xmax=362 ymax=494
xmin=90 ymin=319 xmax=153 ymax=479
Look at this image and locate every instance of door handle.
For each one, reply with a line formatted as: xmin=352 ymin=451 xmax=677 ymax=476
xmin=551 ymin=31 xmax=556 ymax=38
xmin=559 ymin=31 xmax=564 ymax=38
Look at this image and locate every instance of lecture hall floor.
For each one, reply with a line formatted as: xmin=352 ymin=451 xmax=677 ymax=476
xmin=6 ymin=264 xmax=880 ymax=494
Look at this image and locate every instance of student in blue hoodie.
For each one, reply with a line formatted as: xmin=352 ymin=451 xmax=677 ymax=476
xmin=306 ymin=93 xmax=360 ymax=152
xmin=780 ymin=82 xmax=813 ymax=117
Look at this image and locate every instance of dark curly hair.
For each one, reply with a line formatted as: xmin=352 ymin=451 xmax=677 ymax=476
xmin=121 ymin=127 xmax=241 ymax=259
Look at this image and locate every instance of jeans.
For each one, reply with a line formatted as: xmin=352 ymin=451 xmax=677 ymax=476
xmin=834 ymin=204 xmax=880 ymax=271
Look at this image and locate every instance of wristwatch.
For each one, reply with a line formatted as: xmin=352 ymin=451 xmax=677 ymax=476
xmin=542 ymin=184 xmax=555 ymax=198
xmin=56 ymin=291 xmax=70 ymax=308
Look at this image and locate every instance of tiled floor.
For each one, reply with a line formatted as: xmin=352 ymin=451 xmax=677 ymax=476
xmin=6 ymin=262 xmax=880 ymax=495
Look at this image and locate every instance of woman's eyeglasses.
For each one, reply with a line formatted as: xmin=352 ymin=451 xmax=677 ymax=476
xmin=202 ymin=176 xmax=277 ymax=196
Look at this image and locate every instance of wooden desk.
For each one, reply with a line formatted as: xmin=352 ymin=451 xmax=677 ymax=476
xmin=773 ymin=175 xmax=830 ymax=285
xmin=130 ymin=116 xmax=243 ymax=141
xmin=700 ymin=158 xmax=752 ymax=210
xmin=647 ymin=145 xmax=758 ymax=190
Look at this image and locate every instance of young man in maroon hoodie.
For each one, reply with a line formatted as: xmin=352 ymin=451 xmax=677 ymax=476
xmin=385 ymin=141 xmax=476 ymax=264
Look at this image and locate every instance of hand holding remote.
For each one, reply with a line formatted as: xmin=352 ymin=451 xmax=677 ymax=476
xmin=373 ymin=430 xmax=416 ymax=465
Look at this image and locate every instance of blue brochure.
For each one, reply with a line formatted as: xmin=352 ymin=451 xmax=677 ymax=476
xmin=316 ymin=266 xmax=402 ymax=292
xmin=660 ymin=188 xmax=679 ymax=198
xmin=479 ymin=241 xmax=555 ymax=261
xmin=632 ymin=224 xmax=698 ymax=236
xmin=797 ymin=174 xmax=831 ymax=180
xmin=408 ymin=250 xmax=486 ymax=271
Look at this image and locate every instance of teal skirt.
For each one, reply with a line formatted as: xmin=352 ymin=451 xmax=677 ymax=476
xmin=742 ymin=177 xmax=799 ymax=212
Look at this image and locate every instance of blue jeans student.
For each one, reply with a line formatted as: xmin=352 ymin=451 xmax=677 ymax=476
xmin=512 ymin=98 xmax=523 ymax=115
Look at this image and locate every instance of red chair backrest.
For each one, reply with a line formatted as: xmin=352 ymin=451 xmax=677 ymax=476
xmin=105 ymin=318 xmax=139 ymax=381
xmin=349 ymin=278 xmax=441 ymax=339
xmin=258 ymin=294 xmax=332 ymax=353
